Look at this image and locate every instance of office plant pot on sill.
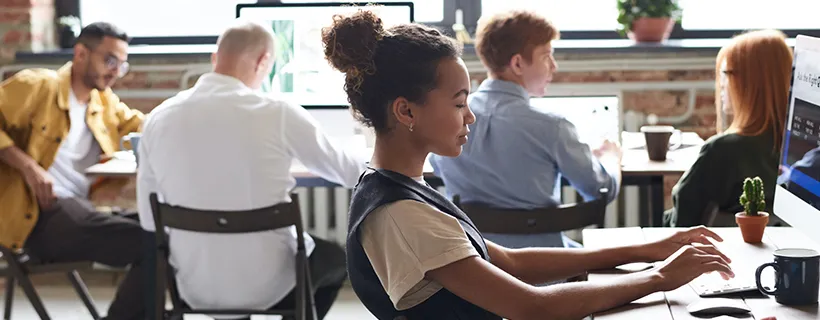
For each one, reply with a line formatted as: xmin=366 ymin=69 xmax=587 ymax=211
xmin=616 ymin=0 xmax=680 ymax=43
xmin=627 ymin=17 xmax=675 ymax=42
xmin=736 ymin=176 xmax=768 ymax=243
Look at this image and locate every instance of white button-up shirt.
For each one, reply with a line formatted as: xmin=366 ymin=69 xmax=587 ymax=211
xmin=136 ymin=72 xmax=367 ymax=311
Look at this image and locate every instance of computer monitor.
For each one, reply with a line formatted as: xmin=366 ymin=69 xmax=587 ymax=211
xmin=236 ymin=2 xmax=414 ymax=107
xmin=529 ymin=95 xmax=621 ymax=146
xmin=775 ymin=34 xmax=820 ymax=245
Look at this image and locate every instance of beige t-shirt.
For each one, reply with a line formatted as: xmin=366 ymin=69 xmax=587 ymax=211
xmin=360 ymin=199 xmax=479 ymax=310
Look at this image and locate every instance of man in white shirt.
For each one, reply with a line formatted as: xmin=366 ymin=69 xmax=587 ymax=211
xmin=136 ymin=21 xmax=366 ymax=319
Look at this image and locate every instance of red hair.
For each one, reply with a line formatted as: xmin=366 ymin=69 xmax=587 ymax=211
xmin=715 ymin=29 xmax=793 ymax=150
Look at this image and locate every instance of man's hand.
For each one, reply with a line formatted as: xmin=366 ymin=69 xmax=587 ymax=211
xmin=0 ymin=145 xmax=57 ymax=209
xmin=652 ymin=244 xmax=734 ymax=292
xmin=22 ymin=163 xmax=56 ymax=209
xmin=637 ymin=226 xmax=732 ymax=264
xmin=593 ymin=139 xmax=623 ymax=160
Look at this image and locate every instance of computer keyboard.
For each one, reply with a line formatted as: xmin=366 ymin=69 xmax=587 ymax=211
xmin=689 ymin=273 xmax=760 ymax=297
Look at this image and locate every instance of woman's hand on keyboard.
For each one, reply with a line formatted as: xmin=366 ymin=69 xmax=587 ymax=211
xmin=638 ymin=226 xmax=732 ymax=264
xmin=651 ymin=244 xmax=735 ymax=292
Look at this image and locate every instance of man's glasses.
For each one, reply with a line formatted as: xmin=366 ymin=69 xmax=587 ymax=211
xmin=101 ymin=53 xmax=130 ymax=78
xmin=85 ymin=45 xmax=129 ymax=78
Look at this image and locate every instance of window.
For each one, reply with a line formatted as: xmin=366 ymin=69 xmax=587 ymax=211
xmin=80 ymin=0 xmax=256 ymax=38
xmin=79 ymin=0 xmax=445 ymax=43
xmin=480 ymin=0 xmax=618 ymax=31
xmin=280 ymin=0 xmax=444 ymax=23
xmin=479 ymin=0 xmax=820 ymax=38
xmin=678 ymin=0 xmax=820 ymax=30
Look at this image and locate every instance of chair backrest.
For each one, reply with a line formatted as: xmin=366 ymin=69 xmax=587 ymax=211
xmin=149 ymin=193 xmax=305 ymax=235
xmin=701 ymin=201 xmax=787 ymax=227
xmin=454 ymin=188 xmax=609 ymax=234
xmin=701 ymin=202 xmax=723 ymax=227
xmin=149 ymin=193 xmax=315 ymax=320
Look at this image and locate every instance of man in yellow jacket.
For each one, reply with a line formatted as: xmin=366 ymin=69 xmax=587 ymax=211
xmin=0 ymin=22 xmax=145 ymax=319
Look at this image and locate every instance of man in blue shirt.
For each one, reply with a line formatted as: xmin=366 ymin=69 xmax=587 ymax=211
xmin=431 ymin=10 xmax=622 ymax=249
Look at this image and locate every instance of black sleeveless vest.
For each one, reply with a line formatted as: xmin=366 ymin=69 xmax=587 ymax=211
xmin=346 ymin=169 xmax=502 ymax=320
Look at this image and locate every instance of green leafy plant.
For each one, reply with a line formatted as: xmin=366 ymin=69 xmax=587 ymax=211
xmin=739 ymin=176 xmax=766 ymax=216
xmin=616 ymin=0 xmax=682 ymax=37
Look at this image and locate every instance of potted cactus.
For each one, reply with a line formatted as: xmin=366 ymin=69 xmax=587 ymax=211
xmin=736 ymin=176 xmax=769 ymax=243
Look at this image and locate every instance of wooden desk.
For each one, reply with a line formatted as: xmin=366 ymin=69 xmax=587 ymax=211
xmin=583 ymin=227 xmax=820 ymax=320
xmin=86 ymin=146 xmax=698 ymax=182
xmin=86 ymin=132 xmax=703 ymax=226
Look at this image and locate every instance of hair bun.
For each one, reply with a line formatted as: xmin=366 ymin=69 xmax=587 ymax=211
xmin=322 ymin=9 xmax=385 ymax=77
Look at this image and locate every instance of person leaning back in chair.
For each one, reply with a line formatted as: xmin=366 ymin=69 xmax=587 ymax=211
xmin=0 ymin=22 xmax=147 ymax=319
xmin=325 ymin=8 xmax=736 ymax=320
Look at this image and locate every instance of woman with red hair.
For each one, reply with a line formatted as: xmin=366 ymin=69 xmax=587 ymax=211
xmin=665 ymin=29 xmax=793 ymax=227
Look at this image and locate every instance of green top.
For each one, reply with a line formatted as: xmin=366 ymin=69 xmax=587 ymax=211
xmin=664 ymin=131 xmax=779 ymax=227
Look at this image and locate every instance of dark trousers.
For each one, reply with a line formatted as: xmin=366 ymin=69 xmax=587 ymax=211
xmin=25 ymin=197 xmax=145 ymax=320
xmin=271 ymin=237 xmax=348 ymax=320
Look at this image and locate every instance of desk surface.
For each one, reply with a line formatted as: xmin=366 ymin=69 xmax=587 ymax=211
xmin=86 ymin=132 xmax=704 ymax=178
xmin=583 ymin=227 xmax=820 ymax=320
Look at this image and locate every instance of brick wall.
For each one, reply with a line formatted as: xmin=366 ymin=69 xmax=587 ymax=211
xmin=0 ymin=9 xmax=720 ymax=213
xmin=0 ymin=59 xmax=714 ymax=212
xmin=0 ymin=0 xmax=56 ymax=62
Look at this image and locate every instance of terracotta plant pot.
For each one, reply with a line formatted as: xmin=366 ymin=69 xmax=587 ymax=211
xmin=735 ymin=211 xmax=769 ymax=243
xmin=628 ymin=17 xmax=675 ymax=43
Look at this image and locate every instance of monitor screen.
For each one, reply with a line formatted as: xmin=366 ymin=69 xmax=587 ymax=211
xmin=236 ymin=3 xmax=414 ymax=107
xmin=775 ymin=35 xmax=820 ymax=242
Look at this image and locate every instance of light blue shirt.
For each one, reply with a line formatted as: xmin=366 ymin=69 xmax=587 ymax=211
xmin=430 ymin=79 xmax=619 ymax=248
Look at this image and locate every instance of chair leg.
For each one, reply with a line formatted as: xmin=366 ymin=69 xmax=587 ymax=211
xmin=14 ymin=273 xmax=49 ymax=320
xmin=4 ymin=275 xmax=14 ymax=320
xmin=67 ymin=271 xmax=100 ymax=320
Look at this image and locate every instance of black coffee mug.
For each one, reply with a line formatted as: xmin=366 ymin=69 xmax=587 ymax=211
xmin=755 ymin=248 xmax=820 ymax=305
xmin=640 ymin=126 xmax=681 ymax=161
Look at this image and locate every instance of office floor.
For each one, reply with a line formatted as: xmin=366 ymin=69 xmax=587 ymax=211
xmin=3 ymin=285 xmax=376 ymax=320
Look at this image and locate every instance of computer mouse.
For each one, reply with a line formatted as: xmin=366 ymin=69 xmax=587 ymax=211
xmin=687 ymin=298 xmax=751 ymax=316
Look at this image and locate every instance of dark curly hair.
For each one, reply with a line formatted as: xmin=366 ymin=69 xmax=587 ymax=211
xmin=322 ymin=9 xmax=462 ymax=134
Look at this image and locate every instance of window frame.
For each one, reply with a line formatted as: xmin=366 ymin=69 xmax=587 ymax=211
xmin=71 ymin=0 xmax=468 ymax=45
xmin=65 ymin=0 xmax=820 ymax=45
xmin=469 ymin=0 xmax=820 ymax=40
xmin=549 ymin=27 xmax=820 ymax=40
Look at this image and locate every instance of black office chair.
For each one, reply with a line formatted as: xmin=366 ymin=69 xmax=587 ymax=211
xmin=149 ymin=193 xmax=316 ymax=320
xmin=453 ymin=188 xmax=609 ymax=283
xmin=701 ymin=201 xmax=787 ymax=227
xmin=453 ymin=188 xmax=610 ymax=234
xmin=0 ymin=245 xmax=100 ymax=320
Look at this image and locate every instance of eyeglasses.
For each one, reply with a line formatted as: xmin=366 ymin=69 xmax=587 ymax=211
xmin=85 ymin=45 xmax=129 ymax=78
xmin=103 ymin=54 xmax=130 ymax=78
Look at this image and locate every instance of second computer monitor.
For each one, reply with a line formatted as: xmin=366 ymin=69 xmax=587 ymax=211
xmin=236 ymin=2 xmax=414 ymax=107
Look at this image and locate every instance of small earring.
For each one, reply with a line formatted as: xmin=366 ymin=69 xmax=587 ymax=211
xmin=408 ymin=122 xmax=414 ymax=132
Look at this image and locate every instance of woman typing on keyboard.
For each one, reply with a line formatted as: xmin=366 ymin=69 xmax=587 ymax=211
xmin=327 ymin=7 xmax=736 ymax=320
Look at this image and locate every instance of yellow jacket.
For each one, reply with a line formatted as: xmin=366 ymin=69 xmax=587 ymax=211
xmin=0 ymin=62 xmax=144 ymax=249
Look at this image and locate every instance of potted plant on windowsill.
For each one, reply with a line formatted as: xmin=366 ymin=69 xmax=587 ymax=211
xmin=616 ymin=0 xmax=681 ymax=43
xmin=736 ymin=176 xmax=769 ymax=243
xmin=57 ymin=16 xmax=81 ymax=49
